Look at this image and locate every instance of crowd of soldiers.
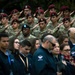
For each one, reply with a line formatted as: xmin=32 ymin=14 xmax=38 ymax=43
xmin=0 ymin=4 xmax=75 ymax=75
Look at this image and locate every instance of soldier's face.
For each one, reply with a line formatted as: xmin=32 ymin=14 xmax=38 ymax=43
xmin=12 ymin=13 xmax=18 ymax=19
xmin=63 ymin=10 xmax=70 ymax=16
xmin=12 ymin=22 xmax=19 ymax=29
xmin=1 ymin=17 xmax=8 ymax=24
xmin=50 ymin=16 xmax=57 ymax=22
xmin=39 ymin=21 xmax=46 ymax=29
xmin=63 ymin=20 xmax=70 ymax=28
xmin=49 ymin=8 xmax=56 ymax=13
xmin=37 ymin=14 xmax=44 ymax=19
xmin=27 ymin=16 xmax=33 ymax=23
xmin=22 ymin=28 xmax=30 ymax=36
xmin=0 ymin=37 xmax=9 ymax=50
xmin=24 ymin=9 xmax=31 ymax=16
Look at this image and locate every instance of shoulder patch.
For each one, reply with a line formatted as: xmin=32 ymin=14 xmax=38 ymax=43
xmin=38 ymin=55 xmax=43 ymax=61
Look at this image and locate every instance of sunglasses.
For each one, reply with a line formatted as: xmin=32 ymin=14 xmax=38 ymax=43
xmin=49 ymin=41 xmax=55 ymax=47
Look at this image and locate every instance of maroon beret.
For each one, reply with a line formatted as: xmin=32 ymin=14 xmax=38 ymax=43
xmin=11 ymin=9 xmax=19 ymax=15
xmin=48 ymin=4 xmax=55 ymax=10
xmin=0 ymin=13 xmax=8 ymax=20
xmin=60 ymin=6 xmax=70 ymax=11
xmin=36 ymin=9 xmax=44 ymax=14
xmin=11 ymin=19 xmax=20 ymax=25
xmin=63 ymin=17 xmax=70 ymax=22
xmin=23 ymin=5 xmax=31 ymax=10
xmin=50 ymin=12 xmax=57 ymax=17
xmin=39 ymin=18 xmax=47 ymax=23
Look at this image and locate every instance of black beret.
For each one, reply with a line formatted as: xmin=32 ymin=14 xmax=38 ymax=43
xmin=22 ymin=24 xmax=30 ymax=31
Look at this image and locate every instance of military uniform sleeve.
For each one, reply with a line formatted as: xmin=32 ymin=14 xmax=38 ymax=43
xmin=0 ymin=27 xmax=6 ymax=32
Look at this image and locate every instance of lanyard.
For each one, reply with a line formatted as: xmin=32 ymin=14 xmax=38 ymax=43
xmin=8 ymin=55 xmax=11 ymax=65
xmin=19 ymin=55 xmax=28 ymax=71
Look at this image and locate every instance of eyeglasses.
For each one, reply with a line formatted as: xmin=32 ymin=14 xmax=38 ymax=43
xmin=14 ymin=42 xmax=20 ymax=44
xmin=64 ymin=49 xmax=70 ymax=51
xmin=49 ymin=41 xmax=55 ymax=47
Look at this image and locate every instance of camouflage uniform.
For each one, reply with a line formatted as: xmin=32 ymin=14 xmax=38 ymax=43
xmin=32 ymin=26 xmax=48 ymax=38
xmin=18 ymin=33 xmax=36 ymax=42
xmin=0 ymin=24 xmax=12 ymax=34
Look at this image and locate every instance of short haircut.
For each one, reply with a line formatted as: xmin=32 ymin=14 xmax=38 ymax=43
xmin=20 ymin=40 xmax=32 ymax=47
xmin=41 ymin=33 xmax=56 ymax=43
xmin=0 ymin=33 xmax=9 ymax=40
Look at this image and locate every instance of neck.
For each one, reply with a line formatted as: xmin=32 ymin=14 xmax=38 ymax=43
xmin=65 ymin=26 xmax=70 ymax=30
xmin=24 ymin=33 xmax=30 ymax=38
xmin=42 ymin=43 xmax=47 ymax=49
xmin=52 ymin=21 xmax=58 ymax=26
xmin=13 ymin=28 xmax=19 ymax=31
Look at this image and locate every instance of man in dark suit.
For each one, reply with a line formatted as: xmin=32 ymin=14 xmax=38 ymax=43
xmin=33 ymin=33 xmax=58 ymax=75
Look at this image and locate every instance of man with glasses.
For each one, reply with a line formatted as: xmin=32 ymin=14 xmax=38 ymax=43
xmin=33 ymin=33 xmax=58 ymax=75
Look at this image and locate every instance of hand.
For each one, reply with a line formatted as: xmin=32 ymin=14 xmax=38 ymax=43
xmin=5 ymin=25 xmax=9 ymax=29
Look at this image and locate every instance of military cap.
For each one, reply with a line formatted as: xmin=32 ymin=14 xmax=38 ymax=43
xmin=26 ymin=13 xmax=34 ymax=18
xmin=0 ymin=13 xmax=8 ymax=20
xmin=11 ymin=19 xmax=20 ymax=25
xmin=36 ymin=7 xmax=42 ymax=10
xmin=11 ymin=9 xmax=19 ymax=15
xmin=48 ymin=4 xmax=55 ymax=10
xmin=60 ymin=6 xmax=70 ymax=11
xmin=36 ymin=9 xmax=44 ymax=14
xmin=62 ymin=17 xmax=70 ymax=22
xmin=22 ymin=24 xmax=30 ymax=31
xmin=23 ymin=5 xmax=31 ymax=10
xmin=39 ymin=18 xmax=47 ymax=23
xmin=50 ymin=12 xmax=57 ymax=17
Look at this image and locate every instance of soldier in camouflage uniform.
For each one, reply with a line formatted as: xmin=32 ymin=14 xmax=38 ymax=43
xmin=32 ymin=18 xmax=50 ymax=38
xmin=9 ymin=19 xmax=22 ymax=39
xmin=58 ymin=17 xmax=71 ymax=37
xmin=47 ymin=12 xmax=64 ymax=38
xmin=24 ymin=13 xmax=38 ymax=29
xmin=18 ymin=24 xmax=36 ymax=42
xmin=0 ymin=13 xmax=12 ymax=34
xmin=21 ymin=5 xmax=32 ymax=24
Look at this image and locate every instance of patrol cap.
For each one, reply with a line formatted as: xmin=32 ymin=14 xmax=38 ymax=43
xmin=60 ymin=6 xmax=70 ymax=11
xmin=63 ymin=17 xmax=70 ymax=22
xmin=0 ymin=13 xmax=8 ymax=20
xmin=39 ymin=18 xmax=47 ymax=23
xmin=11 ymin=19 xmax=20 ymax=25
xmin=11 ymin=9 xmax=19 ymax=15
xmin=48 ymin=4 xmax=55 ymax=10
xmin=50 ymin=12 xmax=57 ymax=17
xmin=23 ymin=5 xmax=31 ymax=10
xmin=21 ymin=24 xmax=30 ymax=31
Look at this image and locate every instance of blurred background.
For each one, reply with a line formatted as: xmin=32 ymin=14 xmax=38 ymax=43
xmin=0 ymin=0 xmax=75 ymax=14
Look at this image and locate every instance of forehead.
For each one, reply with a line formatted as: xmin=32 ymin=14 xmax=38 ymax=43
xmin=63 ymin=45 xmax=70 ymax=50
xmin=14 ymin=39 xmax=19 ymax=42
xmin=0 ymin=37 xmax=9 ymax=41
xmin=22 ymin=45 xmax=31 ymax=49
